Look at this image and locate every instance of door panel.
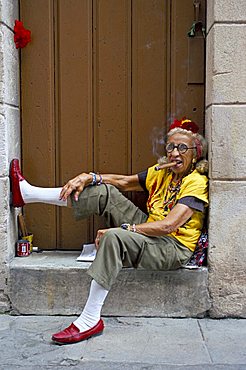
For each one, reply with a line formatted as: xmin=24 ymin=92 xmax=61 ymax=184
xmin=55 ymin=0 xmax=93 ymax=248
xmin=20 ymin=0 xmax=57 ymax=248
xmin=93 ymin=0 xmax=131 ymax=174
xmin=132 ymin=0 xmax=169 ymax=171
xmin=170 ymin=0 xmax=206 ymax=131
xmin=131 ymin=0 xmax=170 ymax=209
xmin=20 ymin=0 xmax=206 ymax=249
xmin=92 ymin=0 xmax=132 ymax=235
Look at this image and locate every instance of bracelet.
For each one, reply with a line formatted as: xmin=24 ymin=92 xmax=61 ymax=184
xmin=97 ymin=173 xmax=103 ymax=186
xmin=120 ymin=223 xmax=136 ymax=232
xmin=89 ymin=172 xmax=97 ymax=186
xmin=121 ymin=223 xmax=131 ymax=231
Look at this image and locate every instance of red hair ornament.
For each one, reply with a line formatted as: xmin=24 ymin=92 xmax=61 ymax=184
xmin=169 ymin=118 xmax=199 ymax=134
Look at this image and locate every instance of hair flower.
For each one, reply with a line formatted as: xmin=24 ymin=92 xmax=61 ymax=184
xmin=169 ymin=117 xmax=199 ymax=133
xmin=14 ymin=20 xmax=31 ymax=49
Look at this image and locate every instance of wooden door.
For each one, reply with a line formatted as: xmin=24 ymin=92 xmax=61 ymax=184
xmin=20 ymin=0 xmax=206 ymax=250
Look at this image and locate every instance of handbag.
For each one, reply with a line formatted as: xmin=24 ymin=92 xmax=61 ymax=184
xmin=185 ymin=230 xmax=208 ymax=268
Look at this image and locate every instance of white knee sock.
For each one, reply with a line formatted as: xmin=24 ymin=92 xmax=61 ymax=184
xmin=73 ymin=280 xmax=109 ymax=332
xmin=20 ymin=180 xmax=67 ymax=207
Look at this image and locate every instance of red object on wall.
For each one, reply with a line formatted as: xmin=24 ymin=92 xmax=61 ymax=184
xmin=14 ymin=20 xmax=31 ymax=49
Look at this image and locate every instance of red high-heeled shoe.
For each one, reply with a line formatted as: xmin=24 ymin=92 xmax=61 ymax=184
xmin=10 ymin=159 xmax=25 ymax=207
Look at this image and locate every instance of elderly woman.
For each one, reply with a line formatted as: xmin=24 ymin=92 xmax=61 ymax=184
xmin=10 ymin=118 xmax=208 ymax=344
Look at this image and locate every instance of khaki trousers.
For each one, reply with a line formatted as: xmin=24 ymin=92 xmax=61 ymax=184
xmin=72 ymin=184 xmax=192 ymax=290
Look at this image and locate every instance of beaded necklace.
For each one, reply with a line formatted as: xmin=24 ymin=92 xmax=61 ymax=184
xmin=163 ymin=174 xmax=182 ymax=212
xmin=162 ymin=158 xmax=196 ymax=212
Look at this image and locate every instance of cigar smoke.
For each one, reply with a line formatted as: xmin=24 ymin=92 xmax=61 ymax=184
xmin=151 ymin=122 xmax=177 ymax=171
xmin=151 ymin=127 xmax=166 ymax=160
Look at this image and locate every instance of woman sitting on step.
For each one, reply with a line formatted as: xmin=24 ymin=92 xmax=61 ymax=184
xmin=10 ymin=118 xmax=208 ymax=344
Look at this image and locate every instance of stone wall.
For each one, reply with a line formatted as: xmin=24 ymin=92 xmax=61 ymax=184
xmin=0 ymin=0 xmax=20 ymax=312
xmin=206 ymin=0 xmax=246 ymax=317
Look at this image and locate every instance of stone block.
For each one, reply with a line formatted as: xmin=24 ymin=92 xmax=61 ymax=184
xmin=0 ymin=177 xmax=8 ymax=226
xmin=0 ymin=174 xmax=16 ymax=255
xmin=206 ymin=0 xmax=214 ymax=32
xmin=207 ymin=0 xmax=246 ymax=31
xmin=0 ymin=290 xmax=10 ymax=313
xmin=8 ymin=252 xmax=210 ymax=317
xmin=0 ymin=224 xmax=7 ymax=261
xmin=208 ymin=181 xmax=246 ymax=317
xmin=205 ymin=26 xmax=213 ymax=107
xmin=0 ymin=221 xmax=9 ymax=312
xmin=6 ymin=105 xmax=20 ymax=161
xmin=0 ymin=104 xmax=20 ymax=176
xmin=0 ymin=0 xmax=19 ymax=29
xmin=0 ymin=262 xmax=7 ymax=291
xmin=206 ymin=25 xmax=246 ymax=106
xmin=205 ymin=105 xmax=212 ymax=174
xmin=0 ymin=104 xmax=7 ymax=175
xmin=104 ymin=267 xmax=210 ymax=318
xmin=0 ymin=23 xmax=19 ymax=106
xmin=0 ymin=26 xmax=5 ymax=103
xmin=206 ymin=105 xmax=246 ymax=179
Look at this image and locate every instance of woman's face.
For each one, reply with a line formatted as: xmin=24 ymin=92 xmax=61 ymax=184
xmin=166 ymin=133 xmax=195 ymax=180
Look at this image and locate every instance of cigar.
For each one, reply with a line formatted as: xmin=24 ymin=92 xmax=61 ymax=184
xmin=155 ymin=161 xmax=177 ymax=171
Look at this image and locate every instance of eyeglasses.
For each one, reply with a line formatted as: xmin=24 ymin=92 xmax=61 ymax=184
xmin=166 ymin=142 xmax=196 ymax=154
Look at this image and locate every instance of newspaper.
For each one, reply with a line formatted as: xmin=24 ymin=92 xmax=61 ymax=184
xmin=76 ymin=243 xmax=97 ymax=262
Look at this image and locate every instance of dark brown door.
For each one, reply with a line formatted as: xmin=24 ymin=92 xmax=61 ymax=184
xmin=20 ymin=0 xmax=206 ymax=250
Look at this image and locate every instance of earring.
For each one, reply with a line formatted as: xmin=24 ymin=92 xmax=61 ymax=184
xmin=191 ymin=158 xmax=197 ymax=171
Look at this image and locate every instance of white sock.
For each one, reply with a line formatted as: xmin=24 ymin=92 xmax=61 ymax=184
xmin=73 ymin=280 xmax=109 ymax=332
xmin=19 ymin=180 xmax=67 ymax=207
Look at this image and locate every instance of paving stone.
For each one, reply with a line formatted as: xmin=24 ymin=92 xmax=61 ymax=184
xmin=0 ymin=316 xmax=246 ymax=370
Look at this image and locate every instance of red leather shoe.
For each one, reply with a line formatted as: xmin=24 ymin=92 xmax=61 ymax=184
xmin=51 ymin=319 xmax=104 ymax=344
xmin=10 ymin=159 xmax=25 ymax=207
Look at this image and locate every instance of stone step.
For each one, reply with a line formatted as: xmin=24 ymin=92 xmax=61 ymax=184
xmin=8 ymin=251 xmax=211 ymax=317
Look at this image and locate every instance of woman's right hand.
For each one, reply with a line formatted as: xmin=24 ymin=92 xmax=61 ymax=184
xmin=59 ymin=173 xmax=91 ymax=201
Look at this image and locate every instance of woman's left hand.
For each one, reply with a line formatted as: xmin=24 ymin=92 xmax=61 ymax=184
xmin=95 ymin=228 xmax=111 ymax=250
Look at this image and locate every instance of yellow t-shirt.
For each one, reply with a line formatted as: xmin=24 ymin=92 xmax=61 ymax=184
xmin=145 ymin=165 xmax=209 ymax=252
